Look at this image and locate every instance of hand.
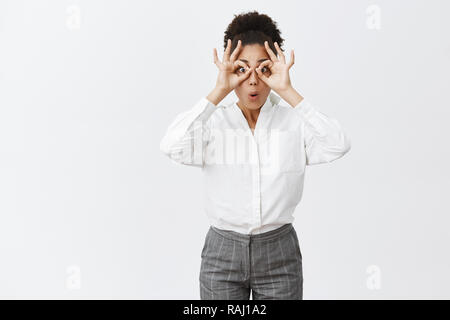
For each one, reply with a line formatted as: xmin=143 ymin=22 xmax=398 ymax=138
xmin=213 ymin=39 xmax=253 ymax=93
xmin=255 ymin=41 xmax=295 ymax=93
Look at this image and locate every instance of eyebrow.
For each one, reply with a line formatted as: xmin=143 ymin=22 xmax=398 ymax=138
xmin=239 ymin=58 xmax=269 ymax=63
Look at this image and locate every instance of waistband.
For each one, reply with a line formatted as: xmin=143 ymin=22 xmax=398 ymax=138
xmin=210 ymin=223 xmax=293 ymax=244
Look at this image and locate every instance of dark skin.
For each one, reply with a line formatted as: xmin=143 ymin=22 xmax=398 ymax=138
xmin=207 ymin=39 xmax=303 ymax=131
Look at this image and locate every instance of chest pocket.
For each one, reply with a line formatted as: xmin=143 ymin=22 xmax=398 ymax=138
xmin=264 ymin=129 xmax=304 ymax=174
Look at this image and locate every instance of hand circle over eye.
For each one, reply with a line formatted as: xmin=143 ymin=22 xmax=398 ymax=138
xmin=212 ymin=39 xmax=255 ymax=91
xmin=254 ymin=40 xmax=295 ymax=93
xmin=237 ymin=66 xmax=268 ymax=74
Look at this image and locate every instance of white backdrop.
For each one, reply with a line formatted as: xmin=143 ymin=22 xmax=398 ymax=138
xmin=1 ymin=0 xmax=449 ymax=299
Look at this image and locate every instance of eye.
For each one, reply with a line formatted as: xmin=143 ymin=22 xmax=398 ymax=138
xmin=237 ymin=66 xmax=246 ymax=73
xmin=261 ymin=66 xmax=268 ymax=73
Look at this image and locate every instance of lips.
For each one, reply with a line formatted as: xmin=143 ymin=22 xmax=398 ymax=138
xmin=249 ymin=92 xmax=259 ymax=97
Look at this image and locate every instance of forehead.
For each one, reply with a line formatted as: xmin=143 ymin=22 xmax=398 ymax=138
xmin=237 ymin=44 xmax=269 ymax=63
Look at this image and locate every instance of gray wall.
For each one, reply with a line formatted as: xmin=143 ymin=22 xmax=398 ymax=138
xmin=0 ymin=0 xmax=449 ymax=299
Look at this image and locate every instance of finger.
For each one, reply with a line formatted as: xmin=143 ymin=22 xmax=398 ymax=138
xmin=223 ymin=38 xmax=232 ymax=62
xmin=230 ymin=39 xmax=241 ymax=62
xmin=234 ymin=66 xmax=252 ymax=85
xmin=274 ymin=42 xmax=285 ymax=64
xmin=264 ymin=40 xmax=278 ymax=62
xmin=213 ymin=48 xmax=220 ymax=66
xmin=259 ymin=60 xmax=272 ymax=68
xmin=240 ymin=66 xmax=253 ymax=80
xmin=288 ymin=49 xmax=295 ymax=69
xmin=255 ymin=65 xmax=269 ymax=82
xmin=258 ymin=60 xmax=273 ymax=72
xmin=233 ymin=60 xmax=248 ymax=72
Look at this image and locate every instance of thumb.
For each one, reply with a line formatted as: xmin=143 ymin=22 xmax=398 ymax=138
xmin=240 ymin=67 xmax=252 ymax=80
xmin=255 ymin=67 xmax=268 ymax=82
xmin=246 ymin=66 xmax=254 ymax=76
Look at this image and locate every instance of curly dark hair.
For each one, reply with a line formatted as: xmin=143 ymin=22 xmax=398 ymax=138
xmin=224 ymin=10 xmax=284 ymax=57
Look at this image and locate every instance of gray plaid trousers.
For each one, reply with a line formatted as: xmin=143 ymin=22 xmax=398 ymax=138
xmin=199 ymin=223 xmax=303 ymax=300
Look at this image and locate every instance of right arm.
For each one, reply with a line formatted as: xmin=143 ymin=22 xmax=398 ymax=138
xmin=159 ymin=38 xmax=253 ymax=168
xmin=159 ymin=87 xmax=229 ymax=167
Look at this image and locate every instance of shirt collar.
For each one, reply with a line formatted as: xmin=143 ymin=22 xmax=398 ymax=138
xmin=231 ymin=91 xmax=280 ymax=131
xmin=233 ymin=91 xmax=280 ymax=112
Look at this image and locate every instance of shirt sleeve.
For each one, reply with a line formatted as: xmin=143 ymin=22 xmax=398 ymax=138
xmin=159 ymin=97 xmax=219 ymax=168
xmin=292 ymin=98 xmax=351 ymax=166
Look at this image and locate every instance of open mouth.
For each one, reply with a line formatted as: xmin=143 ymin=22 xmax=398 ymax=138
xmin=249 ymin=93 xmax=259 ymax=97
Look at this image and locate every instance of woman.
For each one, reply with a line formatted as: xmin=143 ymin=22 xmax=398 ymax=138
xmin=160 ymin=10 xmax=351 ymax=300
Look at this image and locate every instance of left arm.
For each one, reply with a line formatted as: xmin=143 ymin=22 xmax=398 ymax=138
xmin=256 ymin=41 xmax=351 ymax=165
xmin=278 ymin=86 xmax=351 ymax=165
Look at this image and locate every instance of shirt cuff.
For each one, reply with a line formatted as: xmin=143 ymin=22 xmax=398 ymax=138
xmin=192 ymin=97 xmax=219 ymax=122
xmin=292 ymin=98 xmax=315 ymax=122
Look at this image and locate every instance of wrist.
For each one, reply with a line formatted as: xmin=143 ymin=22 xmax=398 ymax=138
xmin=207 ymin=86 xmax=231 ymax=106
xmin=277 ymin=86 xmax=304 ymax=108
xmin=215 ymin=85 xmax=231 ymax=95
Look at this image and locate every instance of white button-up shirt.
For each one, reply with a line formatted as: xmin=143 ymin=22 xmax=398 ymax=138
xmin=160 ymin=91 xmax=351 ymax=234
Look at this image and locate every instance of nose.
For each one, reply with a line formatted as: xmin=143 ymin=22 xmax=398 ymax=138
xmin=248 ymin=67 xmax=258 ymax=84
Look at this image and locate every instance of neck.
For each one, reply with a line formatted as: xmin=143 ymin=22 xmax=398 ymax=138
xmin=236 ymin=101 xmax=262 ymax=127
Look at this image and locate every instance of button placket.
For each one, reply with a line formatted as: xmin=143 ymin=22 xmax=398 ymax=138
xmin=233 ymin=101 xmax=272 ymax=231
